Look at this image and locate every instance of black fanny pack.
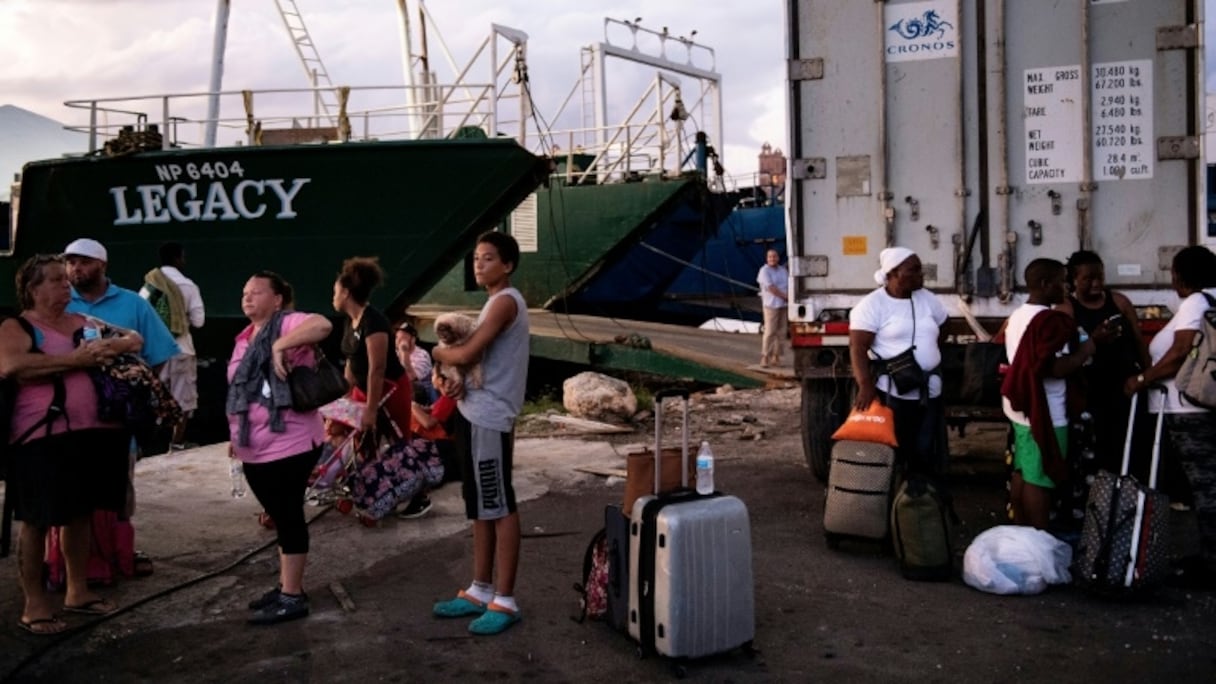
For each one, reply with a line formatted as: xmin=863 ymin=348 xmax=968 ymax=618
xmin=881 ymin=347 xmax=925 ymax=395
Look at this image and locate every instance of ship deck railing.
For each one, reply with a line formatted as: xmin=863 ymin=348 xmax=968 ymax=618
xmin=63 ymin=83 xmax=511 ymax=153
xmin=62 ymin=75 xmax=714 ymax=188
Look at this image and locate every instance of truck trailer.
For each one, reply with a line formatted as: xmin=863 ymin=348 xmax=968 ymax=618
xmin=784 ymin=0 xmax=1208 ymax=480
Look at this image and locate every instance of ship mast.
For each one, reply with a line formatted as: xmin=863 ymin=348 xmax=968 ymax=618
xmin=204 ymin=0 xmax=342 ymax=148
xmin=203 ymin=0 xmax=231 ymax=148
xmin=395 ymin=0 xmax=423 ymax=138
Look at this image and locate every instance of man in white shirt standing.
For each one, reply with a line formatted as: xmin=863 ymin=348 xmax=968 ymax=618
xmin=141 ymin=242 xmax=206 ymax=450
xmin=757 ymin=248 xmax=789 ymax=367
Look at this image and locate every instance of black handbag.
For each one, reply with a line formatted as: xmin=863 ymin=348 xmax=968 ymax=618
xmin=883 ymin=347 xmax=926 ymax=395
xmin=287 ymin=348 xmax=349 ymax=412
xmin=876 ymin=297 xmax=926 ymax=395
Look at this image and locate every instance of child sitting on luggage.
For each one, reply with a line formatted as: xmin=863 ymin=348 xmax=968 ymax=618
xmin=1000 ymin=258 xmax=1113 ymax=529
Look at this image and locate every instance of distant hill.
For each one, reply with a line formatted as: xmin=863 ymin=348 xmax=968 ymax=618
xmin=0 ymin=105 xmax=86 ymax=202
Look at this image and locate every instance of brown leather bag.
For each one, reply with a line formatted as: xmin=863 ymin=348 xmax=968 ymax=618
xmin=623 ymin=388 xmax=695 ymax=516
xmin=623 ymin=447 xmax=696 ymax=515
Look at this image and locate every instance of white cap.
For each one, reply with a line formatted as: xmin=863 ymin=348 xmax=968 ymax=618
xmin=873 ymin=246 xmax=916 ymax=285
xmin=63 ymin=238 xmax=107 ymax=262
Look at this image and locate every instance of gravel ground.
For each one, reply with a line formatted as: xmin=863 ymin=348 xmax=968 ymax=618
xmin=1 ymin=384 xmax=1214 ymax=682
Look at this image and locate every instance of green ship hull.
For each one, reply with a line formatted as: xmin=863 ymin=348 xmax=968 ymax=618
xmin=417 ymin=176 xmax=725 ymax=313
xmin=5 ymin=139 xmax=548 ymax=319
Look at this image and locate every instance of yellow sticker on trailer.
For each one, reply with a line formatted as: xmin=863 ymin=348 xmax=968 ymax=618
xmin=842 ymin=236 xmax=868 ymax=256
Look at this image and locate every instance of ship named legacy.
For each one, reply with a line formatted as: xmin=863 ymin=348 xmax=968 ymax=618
xmin=110 ymin=161 xmax=310 ymax=225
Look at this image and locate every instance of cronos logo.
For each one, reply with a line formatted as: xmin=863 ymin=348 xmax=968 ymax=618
xmin=884 ymin=1 xmax=959 ymax=63
xmin=888 ymin=10 xmax=953 ymax=41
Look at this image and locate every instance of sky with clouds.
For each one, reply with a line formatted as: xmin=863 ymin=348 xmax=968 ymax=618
xmin=3 ymin=1 xmax=1214 ymax=176
xmin=0 ymin=0 xmax=787 ymax=176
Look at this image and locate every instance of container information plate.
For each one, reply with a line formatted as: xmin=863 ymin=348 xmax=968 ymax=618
xmin=1024 ymin=65 xmax=1084 ymax=185
xmin=1091 ymin=60 xmax=1153 ymax=181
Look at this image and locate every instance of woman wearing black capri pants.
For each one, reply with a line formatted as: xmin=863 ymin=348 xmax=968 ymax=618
xmin=226 ymin=271 xmax=333 ymax=625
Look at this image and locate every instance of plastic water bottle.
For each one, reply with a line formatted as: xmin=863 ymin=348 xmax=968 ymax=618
xmin=695 ymin=441 xmax=715 ymax=495
xmin=230 ymin=460 xmax=247 ymax=498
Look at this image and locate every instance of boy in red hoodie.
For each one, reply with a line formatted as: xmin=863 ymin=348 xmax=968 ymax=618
xmin=1001 ymin=258 xmax=1114 ymax=529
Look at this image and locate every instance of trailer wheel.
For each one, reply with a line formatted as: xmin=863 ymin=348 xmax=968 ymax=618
xmin=801 ymin=377 xmax=850 ymax=483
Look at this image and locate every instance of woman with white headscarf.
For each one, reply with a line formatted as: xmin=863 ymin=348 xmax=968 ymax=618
xmin=848 ymin=247 xmax=949 ymax=475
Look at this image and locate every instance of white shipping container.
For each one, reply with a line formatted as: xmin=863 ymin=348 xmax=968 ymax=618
xmin=785 ymin=0 xmax=1204 ymax=319
xmin=783 ymin=0 xmax=1206 ymax=481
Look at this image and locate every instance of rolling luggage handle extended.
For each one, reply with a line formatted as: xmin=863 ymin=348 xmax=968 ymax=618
xmin=1119 ymin=387 xmax=1166 ymax=487
xmin=652 ymin=388 xmax=691 ymax=494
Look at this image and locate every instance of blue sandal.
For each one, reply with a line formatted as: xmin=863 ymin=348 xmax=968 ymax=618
xmin=468 ymin=604 xmax=521 ymax=635
xmin=433 ymin=591 xmax=487 ymax=618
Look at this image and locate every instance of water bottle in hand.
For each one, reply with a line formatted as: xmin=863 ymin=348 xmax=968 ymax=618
xmin=230 ymin=460 xmax=247 ymax=498
xmin=695 ymin=440 xmax=715 ymax=495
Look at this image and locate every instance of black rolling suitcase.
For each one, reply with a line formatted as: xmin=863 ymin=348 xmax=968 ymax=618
xmin=1073 ymin=390 xmax=1171 ymax=593
xmin=603 ymin=503 xmax=630 ymax=632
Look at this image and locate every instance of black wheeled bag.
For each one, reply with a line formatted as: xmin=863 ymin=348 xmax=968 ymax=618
xmin=1073 ymin=390 xmax=1171 ymax=593
xmin=824 ymin=439 xmax=897 ymax=547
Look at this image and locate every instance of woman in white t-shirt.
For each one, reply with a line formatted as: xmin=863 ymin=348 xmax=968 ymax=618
xmin=849 ymin=247 xmax=949 ymax=475
xmin=1124 ymin=245 xmax=1216 ymax=586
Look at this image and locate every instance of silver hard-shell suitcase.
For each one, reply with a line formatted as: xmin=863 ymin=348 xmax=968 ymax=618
xmin=627 ymin=389 xmax=755 ymax=661
xmin=824 ymin=439 xmax=897 ymax=547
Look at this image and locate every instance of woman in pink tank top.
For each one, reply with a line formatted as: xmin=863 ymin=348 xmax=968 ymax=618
xmin=0 ymin=255 xmax=142 ymax=635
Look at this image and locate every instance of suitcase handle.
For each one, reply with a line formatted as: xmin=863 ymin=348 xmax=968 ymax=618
xmin=653 ymin=388 xmax=692 ymax=494
xmin=1120 ymin=386 xmax=1167 ymax=488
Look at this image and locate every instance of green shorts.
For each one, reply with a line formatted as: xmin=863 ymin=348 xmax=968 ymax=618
xmin=1011 ymin=423 xmax=1068 ymax=489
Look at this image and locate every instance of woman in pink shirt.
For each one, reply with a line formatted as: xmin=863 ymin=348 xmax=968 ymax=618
xmin=0 ymin=255 xmax=141 ymax=635
xmin=226 ymin=271 xmax=332 ymax=625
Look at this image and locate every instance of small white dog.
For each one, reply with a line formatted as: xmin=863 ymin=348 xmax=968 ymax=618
xmin=433 ymin=312 xmax=482 ymax=389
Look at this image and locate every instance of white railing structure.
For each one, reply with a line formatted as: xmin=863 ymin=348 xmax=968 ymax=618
xmin=548 ymin=73 xmax=688 ymax=185
xmin=542 ymin=18 xmax=723 ymax=186
xmin=62 ymin=6 xmax=725 ymax=190
xmin=70 ymin=1 xmax=532 ymax=152
xmin=63 ymin=82 xmax=509 ymax=152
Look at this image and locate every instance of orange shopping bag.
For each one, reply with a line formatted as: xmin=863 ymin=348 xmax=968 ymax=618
xmin=831 ymin=400 xmax=899 ymax=447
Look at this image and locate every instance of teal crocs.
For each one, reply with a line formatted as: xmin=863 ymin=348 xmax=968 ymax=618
xmin=468 ymin=605 xmax=521 ymax=635
xmin=433 ymin=591 xmax=487 ymax=618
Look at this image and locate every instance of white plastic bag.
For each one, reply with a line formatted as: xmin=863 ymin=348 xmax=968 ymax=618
xmin=962 ymin=525 xmax=1073 ymax=595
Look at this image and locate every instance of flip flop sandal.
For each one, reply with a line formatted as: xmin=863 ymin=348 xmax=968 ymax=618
xmin=468 ymin=604 xmax=521 ymax=635
xmin=63 ymin=598 xmax=118 ymax=616
xmin=19 ymin=617 xmax=68 ymax=636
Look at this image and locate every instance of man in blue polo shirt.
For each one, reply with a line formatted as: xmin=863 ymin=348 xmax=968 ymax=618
xmin=64 ymin=238 xmax=179 ymax=368
xmin=62 ymin=237 xmax=181 ymax=580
